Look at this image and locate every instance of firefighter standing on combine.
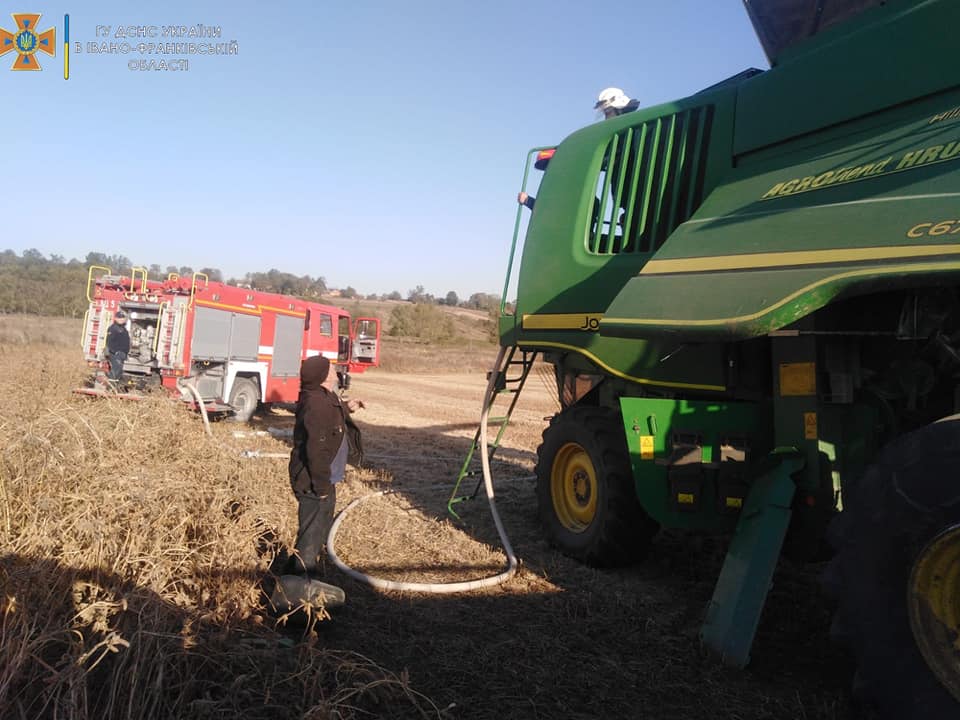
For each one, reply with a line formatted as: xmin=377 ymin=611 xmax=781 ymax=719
xmin=594 ymin=87 xmax=640 ymax=118
xmin=106 ymin=310 xmax=129 ymax=383
xmin=517 ymin=87 xmax=639 ymax=211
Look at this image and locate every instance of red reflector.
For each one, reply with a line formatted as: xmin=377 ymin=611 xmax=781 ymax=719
xmin=805 ymin=495 xmax=816 ymax=507
xmin=534 ymin=148 xmax=556 ymax=171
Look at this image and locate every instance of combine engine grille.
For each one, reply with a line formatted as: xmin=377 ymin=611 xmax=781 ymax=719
xmin=588 ymin=105 xmax=714 ymax=256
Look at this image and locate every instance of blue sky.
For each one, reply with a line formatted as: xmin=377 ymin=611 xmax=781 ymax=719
xmin=2 ymin=1 xmax=768 ymax=298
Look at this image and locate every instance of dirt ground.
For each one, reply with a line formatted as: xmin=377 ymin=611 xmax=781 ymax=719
xmin=241 ymin=365 xmax=855 ymax=720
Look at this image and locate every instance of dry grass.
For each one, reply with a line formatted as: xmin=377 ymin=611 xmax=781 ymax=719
xmin=377 ymin=337 xmax=498 ymax=374
xmin=1 ymin=320 xmax=854 ymax=720
xmin=0 ymin=344 xmax=438 ymax=720
xmin=0 ymin=314 xmax=81 ymax=347
xmin=330 ymin=299 xmax=494 ymax=344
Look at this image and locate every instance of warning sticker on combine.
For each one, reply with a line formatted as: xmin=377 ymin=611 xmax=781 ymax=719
xmin=639 ymin=435 xmax=655 ymax=460
xmin=804 ymin=412 xmax=818 ymax=440
xmin=779 ymin=362 xmax=817 ymax=396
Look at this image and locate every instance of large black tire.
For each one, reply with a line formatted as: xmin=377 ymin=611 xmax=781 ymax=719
xmin=824 ymin=417 xmax=960 ymax=719
xmin=228 ymin=377 xmax=260 ymax=424
xmin=535 ymin=406 xmax=658 ymax=567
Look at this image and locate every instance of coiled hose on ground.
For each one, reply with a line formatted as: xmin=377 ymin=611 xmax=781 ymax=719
xmin=326 ymin=346 xmax=519 ymax=593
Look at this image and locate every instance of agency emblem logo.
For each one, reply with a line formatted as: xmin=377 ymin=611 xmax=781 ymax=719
xmin=0 ymin=13 xmax=56 ymax=71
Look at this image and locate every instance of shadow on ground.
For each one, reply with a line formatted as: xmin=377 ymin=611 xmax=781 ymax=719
xmin=0 ymin=553 xmax=438 ymax=720
xmin=246 ymin=408 xmax=856 ymax=720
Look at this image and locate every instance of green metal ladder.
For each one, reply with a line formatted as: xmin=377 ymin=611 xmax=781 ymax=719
xmin=447 ymin=346 xmax=538 ymax=519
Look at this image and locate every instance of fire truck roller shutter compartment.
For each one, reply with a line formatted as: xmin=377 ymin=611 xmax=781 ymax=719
xmin=228 ymin=314 xmax=260 ymax=361
xmin=272 ymin=314 xmax=305 ymax=377
xmin=191 ymin=307 xmax=230 ymax=360
xmin=190 ymin=307 xmax=261 ymax=361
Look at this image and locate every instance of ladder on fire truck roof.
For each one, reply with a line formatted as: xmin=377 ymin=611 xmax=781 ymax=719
xmin=447 ymin=346 xmax=537 ymax=519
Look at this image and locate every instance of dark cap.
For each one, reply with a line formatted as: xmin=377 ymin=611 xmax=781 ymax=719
xmin=114 ymin=310 xmax=126 ymax=319
xmin=300 ymin=356 xmax=330 ymax=390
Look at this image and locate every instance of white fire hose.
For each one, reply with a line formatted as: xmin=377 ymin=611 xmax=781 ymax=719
xmin=179 ymin=379 xmax=212 ymax=436
xmin=326 ymin=346 xmax=520 ymax=593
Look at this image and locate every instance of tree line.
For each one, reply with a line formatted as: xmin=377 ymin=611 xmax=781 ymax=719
xmin=0 ymin=251 xmax=231 ymax=317
xmin=404 ymin=285 xmax=499 ymax=311
xmin=0 ymin=249 xmax=500 ymax=317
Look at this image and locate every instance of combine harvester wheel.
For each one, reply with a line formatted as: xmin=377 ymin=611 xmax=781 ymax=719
xmin=825 ymin=416 xmax=960 ymax=719
xmin=535 ymin=406 xmax=658 ymax=567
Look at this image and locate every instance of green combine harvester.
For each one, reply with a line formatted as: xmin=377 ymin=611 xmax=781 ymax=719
xmin=468 ymin=0 xmax=960 ymax=716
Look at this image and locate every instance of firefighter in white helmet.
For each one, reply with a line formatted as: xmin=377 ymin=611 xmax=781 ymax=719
xmin=594 ymin=87 xmax=640 ymax=119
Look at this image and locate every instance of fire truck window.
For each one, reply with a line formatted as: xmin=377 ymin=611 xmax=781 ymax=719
xmin=319 ymin=314 xmax=332 ymax=336
xmin=338 ymin=316 xmax=350 ymax=337
xmin=356 ymin=319 xmax=376 ymax=338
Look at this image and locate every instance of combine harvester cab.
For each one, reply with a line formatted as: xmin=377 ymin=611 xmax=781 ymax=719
xmin=492 ymin=1 xmax=960 ymax=716
xmin=80 ymin=268 xmax=381 ymax=421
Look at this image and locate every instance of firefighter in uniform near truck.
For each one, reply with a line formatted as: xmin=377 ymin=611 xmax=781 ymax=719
xmin=106 ymin=310 xmax=130 ymax=382
xmin=275 ymin=356 xmax=364 ymax=610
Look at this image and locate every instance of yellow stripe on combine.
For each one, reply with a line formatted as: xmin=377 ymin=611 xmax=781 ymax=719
xmin=522 ymin=313 xmax=603 ymax=331
xmin=605 ymin=260 xmax=960 ymax=328
xmin=640 ymin=243 xmax=960 ymax=275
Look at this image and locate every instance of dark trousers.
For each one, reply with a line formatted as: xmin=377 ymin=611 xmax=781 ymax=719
xmin=108 ymin=351 xmax=127 ymax=381
xmin=292 ymin=488 xmax=336 ymax=575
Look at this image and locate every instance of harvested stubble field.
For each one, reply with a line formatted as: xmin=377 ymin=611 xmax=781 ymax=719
xmin=1 ymin=316 xmax=854 ymax=720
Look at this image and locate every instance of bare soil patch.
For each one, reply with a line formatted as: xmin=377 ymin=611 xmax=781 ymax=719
xmin=249 ymin=365 xmax=854 ymax=720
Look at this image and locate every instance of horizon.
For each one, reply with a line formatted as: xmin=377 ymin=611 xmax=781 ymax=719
xmin=3 ymin=1 xmax=769 ymax=299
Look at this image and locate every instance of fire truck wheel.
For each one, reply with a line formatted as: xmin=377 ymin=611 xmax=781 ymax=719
xmin=228 ymin=377 xmax=260 ymax=423
xmin=535 ymin=405 xmax=658 ymax=567
xmin=823 ymin=416 xmax=960 ymax=720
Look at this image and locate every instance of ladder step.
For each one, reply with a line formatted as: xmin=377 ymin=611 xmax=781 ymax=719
xmin=448 ymin=346 xmax=536 ymax=520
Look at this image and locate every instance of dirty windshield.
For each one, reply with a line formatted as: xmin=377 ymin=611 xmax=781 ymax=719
xmin=744 ymin=0 xmax=887 ymax=62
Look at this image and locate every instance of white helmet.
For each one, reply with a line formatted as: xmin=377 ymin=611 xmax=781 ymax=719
xmin=594 ymin=87 xmax=631 ymax=114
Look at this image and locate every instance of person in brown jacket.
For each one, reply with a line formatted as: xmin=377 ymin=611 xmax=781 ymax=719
xmin=288 ymin=355 xmax=364 ymax=576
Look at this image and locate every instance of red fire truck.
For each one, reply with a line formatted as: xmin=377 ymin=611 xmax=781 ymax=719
xmin=79 ymin=266 xmax=380 ymax=420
